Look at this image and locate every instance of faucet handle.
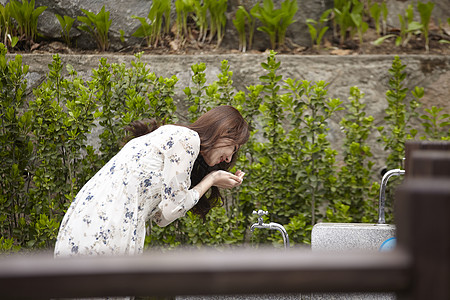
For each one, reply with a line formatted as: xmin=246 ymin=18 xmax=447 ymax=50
xmin=252 ymin=210 xmax=268 ymax=217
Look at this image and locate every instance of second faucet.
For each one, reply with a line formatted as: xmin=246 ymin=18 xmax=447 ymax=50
xmin=251 ymin=210 xmax=290 ymax=249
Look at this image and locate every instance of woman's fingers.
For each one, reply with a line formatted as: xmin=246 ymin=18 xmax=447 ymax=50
xmin=235 ymin=170 xmax=245 ymax=180
xmin=213 ymin=170 xmax=243 ymax=188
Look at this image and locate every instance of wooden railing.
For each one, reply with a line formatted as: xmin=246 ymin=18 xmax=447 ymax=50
xmin=0 ymin=248 xmax=413 ymax=299
xmin=0 ymin=141 xmax=448 ymax=300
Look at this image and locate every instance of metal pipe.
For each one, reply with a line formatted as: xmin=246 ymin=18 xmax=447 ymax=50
xmin=378 ymin=169 xmax=405 ymax=224
xmin=268 ymin=222 xmax=290 ymax=249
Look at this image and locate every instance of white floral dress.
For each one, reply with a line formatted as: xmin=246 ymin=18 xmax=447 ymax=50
xmin=54 ymin=125 xmax=200 ymax=257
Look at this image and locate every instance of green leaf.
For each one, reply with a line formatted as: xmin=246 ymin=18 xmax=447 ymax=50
xmin=372 ymin=34 xmax=396 ymax=46
xmin=407 ymin=21 xmax=423 ymax=32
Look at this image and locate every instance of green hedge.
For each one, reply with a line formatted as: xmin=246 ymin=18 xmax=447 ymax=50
xmin=1 ymin=43 xmax=449 ymax=252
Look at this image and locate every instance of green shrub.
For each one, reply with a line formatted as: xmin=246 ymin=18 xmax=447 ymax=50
xmin=417 ymin=1 xmax=435 ymax=52
xmin=330 ymin=86 xmax=379 ymax=223
xmin=369 ymin=2 xmax=382 ymax=37
xmin=9 ymin=0 xmax=46 ymax=49
xmin=207 ymin=0 xmax=228 ymax=47
xmin=349 ymin=0 xmax=368 ymax=47
xmin=377 ymin=56 xmax=422 ymax=170
xmin=173 ymin=0 xmax=228 ymax=47
xmin=55 ymin=14 xmax=75 ymax=47
xmin=415 ymin=106 xmax=450 ymax=140
xmin=77 ymin=6 xmax=112 ymax=51
xmin=175 ymin=0 xmax=195 ymax=41
xmin=307 ymin=9 xmax=332 ymax=50
xmin=251 ymin=0 xmax=297 ymax=49
xmin=0 ymin=44 xmax=32 ymax=249
xmin=132 ymin=0 xmax=171 ymax=48
xmin=333 ymin=0 xmax=354 ymax=45
xmin=233 ymin=6 xmax=256 ymax=52
xmin=0 ymin=2 xmax=19 ymax=49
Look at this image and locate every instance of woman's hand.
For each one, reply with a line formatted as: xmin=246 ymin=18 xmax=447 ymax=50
xmin=210 ymin=170 xmax=244 ymax=189
xmin=193 ymin=170 xmax=245 ymax=199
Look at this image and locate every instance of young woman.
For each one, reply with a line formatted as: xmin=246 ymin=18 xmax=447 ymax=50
xmin=54 ymin=105 xmax=249 ymax=257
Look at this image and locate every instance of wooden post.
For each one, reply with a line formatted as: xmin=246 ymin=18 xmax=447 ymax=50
xmin=396 ymin=142 xmax=450 ymax=299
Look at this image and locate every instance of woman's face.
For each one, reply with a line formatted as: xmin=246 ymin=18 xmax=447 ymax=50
xmin=202 ymin=138 xmax=239 ymax=167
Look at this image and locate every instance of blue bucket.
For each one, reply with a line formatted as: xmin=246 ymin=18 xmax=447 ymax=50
xmin=379 ymin=237 xmax=397 ymax=251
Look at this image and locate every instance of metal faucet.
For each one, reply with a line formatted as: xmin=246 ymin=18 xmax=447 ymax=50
xmin=251 ymin=210 xmax=290 ymax=249
xmin=377 ymin=169 xmax=405 ymax=224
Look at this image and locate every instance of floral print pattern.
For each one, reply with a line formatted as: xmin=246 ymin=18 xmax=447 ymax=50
xmin=54 ymin=125 xmax=200 ymax=257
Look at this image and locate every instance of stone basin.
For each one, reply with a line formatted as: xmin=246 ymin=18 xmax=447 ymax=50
xmin=311 ymin=223 xmax=396 ymax=252
xmin=309 ymin=222 xmax=397 ymax=300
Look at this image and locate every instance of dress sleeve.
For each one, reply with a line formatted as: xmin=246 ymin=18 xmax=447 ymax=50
xmin=155 ymin=130 xmax=200 ymax=227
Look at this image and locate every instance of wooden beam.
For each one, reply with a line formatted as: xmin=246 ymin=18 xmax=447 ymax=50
xmin=0 ymin=249 xmax=412 ymax=299
xmin=409 ymin=150 xmax=450 ymax=178
xmin=405 ymin=141 xmax=450 ymax=176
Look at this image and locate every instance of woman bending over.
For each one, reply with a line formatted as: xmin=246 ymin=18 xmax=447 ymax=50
xmin=54 ymin=105 xmax=249 ymax=256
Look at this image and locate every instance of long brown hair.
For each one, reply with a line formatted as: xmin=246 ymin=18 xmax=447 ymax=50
xmin=124 ymin=106 xmax=249 ymax=221
xmin=187 ymin=105 xmax=249 ymax=220
xmin=123 ymin=119 xmax=160 ymax=145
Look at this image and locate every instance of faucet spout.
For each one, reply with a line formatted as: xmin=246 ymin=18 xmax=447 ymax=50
xmin=378 ymin=169 xmax=405 ymax=224
xmin=250 ymin=222 xmax=268 ymax=232
xmin=268 ymin=222 xmax=290 ymax=249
